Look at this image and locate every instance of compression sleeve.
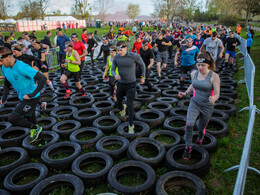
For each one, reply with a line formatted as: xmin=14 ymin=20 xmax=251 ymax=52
xmin=1 ymin=79 xmax=11 ymax=103
xmin=27 ymin=72 xmax=47 ymax=98
xmin=135 ymin=54 xmax=146 ymax=78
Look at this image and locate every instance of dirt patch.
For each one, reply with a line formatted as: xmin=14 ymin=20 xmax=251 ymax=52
xmin=234 ymin=99 xmax=242 ymax=104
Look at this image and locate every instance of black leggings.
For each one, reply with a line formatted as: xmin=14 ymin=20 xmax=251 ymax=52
xmin=88 ymin=49 xmax=94 ymax=65
xmin=8 ymin=98 xmax=39 ymax=129
xmin=116 ymin=82 xmax=136 ymax=126
xmin=108 ymin=76 xmax=116 ymax=95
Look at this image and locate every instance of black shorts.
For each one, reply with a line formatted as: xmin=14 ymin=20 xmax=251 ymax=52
xmin=13 ymin=98 xmax=39 ymax=117
xmin=33 ymin=62 xmax=49 ymax=73
xmin=64 ymin=70 xmax=81 ymax=82
xmin=180 ymin=65 xmax=196 ymax=77
xmin=80 ymin=60 xmax=85 ymax=70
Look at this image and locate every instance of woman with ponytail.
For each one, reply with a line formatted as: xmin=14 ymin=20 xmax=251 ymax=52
xmin=178 ymin=51 xmax=220 ymax=160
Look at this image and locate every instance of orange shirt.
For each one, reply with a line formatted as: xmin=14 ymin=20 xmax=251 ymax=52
xmin=204 ymin=30 xmax=212 ymax=35
xmin=236 ymin=26 xmax=241 ymax=34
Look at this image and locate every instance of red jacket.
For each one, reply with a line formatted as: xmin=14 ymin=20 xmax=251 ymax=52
xmin=131 ymin=40 xmax=152 ymax=54
xmin=124 ymin=30 xmax=135 ymax=37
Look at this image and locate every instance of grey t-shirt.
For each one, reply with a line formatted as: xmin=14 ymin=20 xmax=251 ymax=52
xmin=111 ymin=52 xmax=146 ymax=84
xmin=203 ymin=37 xmax=223 ymax=62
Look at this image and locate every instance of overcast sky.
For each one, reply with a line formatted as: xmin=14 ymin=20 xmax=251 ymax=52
xmin=11 ymin=0 xmax=155 ymax=16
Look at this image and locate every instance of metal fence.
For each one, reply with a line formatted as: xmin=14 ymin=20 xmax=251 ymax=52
xmin=224 ymin=34 xmax=260 ymax=195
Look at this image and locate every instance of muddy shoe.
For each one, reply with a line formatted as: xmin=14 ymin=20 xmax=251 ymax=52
xmin=29 ymin=125 xmax=43 ymax=143
xmin=182 ymin=146 xmax=192 ymax=160
xmin=128 ymin=125 xmax=135 ymax=134
xmin=119 ymin=104 xmax=127 ymax=117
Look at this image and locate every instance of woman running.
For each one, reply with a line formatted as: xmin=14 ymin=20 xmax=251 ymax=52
xmin=102 ymin=45 xmax=119 ymax=102
xmin=178 ymin=51 xmax=220 ymax=160
xmin=60 ymin=41 xmax=86 ymax=99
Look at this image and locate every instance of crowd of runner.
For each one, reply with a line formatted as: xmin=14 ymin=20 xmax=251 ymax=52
xmin=0 ymin=22 xmax=255 ymax=160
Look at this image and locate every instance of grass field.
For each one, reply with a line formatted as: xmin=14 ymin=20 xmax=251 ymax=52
xmin=0 ymin=26 xmax=259 ymax=194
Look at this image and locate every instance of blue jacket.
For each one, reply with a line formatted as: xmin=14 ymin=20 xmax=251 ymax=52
xmin=57 ymin=34 xmax=71 ymax=54
xmin=247 ymin=34 xmax=253 ymax=47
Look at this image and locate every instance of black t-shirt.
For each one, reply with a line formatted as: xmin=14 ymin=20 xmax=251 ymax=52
xmin=32 ymin=46 xmax=47 ymax=65
xmin=15 ymin=54 xmax=43 ymax=67
xmin=4 ymin=43 xmax=11 ymax=50
xmin=226 ymin=37 xmax=240 ymax=52
xmin=140 ymin=48 xmax=154 ymax=66
xmin=155 ymin=37 xmax=169 ymax=52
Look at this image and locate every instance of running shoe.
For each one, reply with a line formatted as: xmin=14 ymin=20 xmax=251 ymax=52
xmin=182 ymin=146 xmax=192 ymax=160
xmin=29 ymin=125 xmax=42 ymax=143
xmin=64 ymin=90 xmax=72 ymax=99
xmin=195 ymin=139 xmax=203 ymax=145
xmin=128 ymin=125 xmax=135 ymax=134
xmin=40 ymin=102 xmax=47 ymax=110
xmin=82 ymin=94 xmax=86 ymax=97
xmin=119 ymin=104 xmax=127 ymax=117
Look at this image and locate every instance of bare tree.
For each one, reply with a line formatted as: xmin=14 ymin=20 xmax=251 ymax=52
xmin=95 ymin=0 xmax=113 ymax=22
xmin=37 ymin=0 xmax=50 ymax=20
xmin=20 ymin=0 xmax=41 ymax=20
xmin=126 ymin=3 xmax=141 ymax=21
xmin=0 ymin=0 xmax=10 ymax=20
xmin=72 ymin=0 xmax=91 ymax=19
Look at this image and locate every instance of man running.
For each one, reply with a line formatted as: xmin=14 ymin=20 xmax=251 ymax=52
xmin=173 ymin=28 xmax=181 ymax=49
xmin=81 ymin=29 xmax=88 ymax=44
xmin=0 ymin=46 xmax=46 ymax=143
xmin=174 ymin=37 xmax=200 ymax=89
xmin=111 ymin=41 xmax=145 ymax=133
xmin=154 ymin=33 xmax=171 ymax=77
xmin=96 ymin=36 xmax=112 ymax=66
xmin=87 ymin=33 xmax=98 ymax=66
xmin=71 ymin=33 xmax=88 ymax=71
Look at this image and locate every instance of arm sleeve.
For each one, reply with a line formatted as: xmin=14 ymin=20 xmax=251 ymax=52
xmin=236 ymin=38 xmax=241 ymax=46
xmin=111 ymin=56 xmax=118 ymax=77
xmin=27 ymin=72 xmax=47 ymax=98
xmin=135 ymin=54 xmax=146 ymax=78
xmin=97 ymin=45 xmax=103 ymax=58
xmin=94 ymin=39 xmax=98 ymax=47
xmin=1 ymin=79 xmax=11 ymax=103
xmin=130 ymin=31 xmax=135 ymax=36
xmin=27 ymin=54 xmax=43 ymax=67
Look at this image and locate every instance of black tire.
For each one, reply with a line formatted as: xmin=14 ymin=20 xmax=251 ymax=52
xmin=215 ymin=95 xmax=234 ymax=104
xmin=155 ymin=171 xmax=206 ymax=195
xmin=0 ymin=189 xmax=11 ymax=195
xmin=0 ymin=121 xmax=12 ymax=132
xmin=109 ymin=108 xmax=129 ymax=121
xmin=84 ymin=85 xmax=100 ymax=93
xmin=96 ymin=135 xmax=129 ymax=160
xmin=135 ymin=109 xmax=165 ymax=129
xmin=92 ymin=92 xmax=110 ymax=101
xmin=0 ymin=107 xmax=14 ymax=122
xmin=53 ymin=96 xmax=71 ymax=105
xmin=93 ymin=116 xmax=121 ymax=134
xmin=147 ymin=102 xmax=172 ymax=115
xmin=5 ymin=95 xmax=20 ymax=107
xmin=190 ymin=132 xmax=218 ymax=153
xmin=166 ymin=144 xmax=211 ymax=176
xmin=160 ymin=79 xmax=177 ymax=86
xmin=54 ymin=88 xmax=76 ymax=97
xmin=50 ymin=106 xmax=78 ymax=120
xmin=117 ymin=121 xmax=150 ymax=140
xmin=154 ymin=83 xmax=172 ymax=91
xmin=29 ymin=174 xmax=84 ymax=195
xmin=39 ymin=93 xmax=58 ymax=103
xmin=41 ymin=141 xmax=81 ymax=170
xmin=107 ymin=160 xmax=156 ymax=195
xmin=69 ymin=95 xmax=95 ymax=109
xmin=0 ymin=147 xmax=29 ymax=178
xmin=220 ymin=88 xmax=238 ymax=99
xmin=37 ymin=117 xmax=57 ymax=131
xmin=139 ymin=86 xmax=161 ymax=98
xmin=156 ymin=97 xmax=178 ymax=106
xmin=214 ymin=103 xmax=237 ymax=116
xmin=92 ymin=100 xmax=115 ymax=115
xmin=52 ymin=120 xmax=81 ymax=138
xmin=163 ymin=116 xmax=186 ymax=135
xmin=0 ymin=127 xmax=29 ymax=148
xmin=201 ymin=118 xmax=229 ymax=138
xmin=169 ymin=107 xmax=188 ymax=117
xmin=127 ymin=137 xmax=166 ymax=167
xmin=70 ymin=127 xmax=103 ymax=147
xmin=177 ymin=99 xmax=190 ymax=109
xmin=22 ymin=131 xmax=59 ymax=157
xmin=4 ymin=163 xmax=48 ymax=194
xmin=37 ymin=102 xmax=59 ymax=115
xmin=149 ymin=130 xmax=181 ymax=150
xmin=162 ymin=89 xmax=179 ymax=99
xmin=72 ymin=152 xmax=113 ymax=184
xmin=135 ymin=94 xmax=155 ymax=105
xmin=73 ymin=108 xmax=102 ymax=126
xmin=211 ymin=110 xmax=229 ymax=122
xmin=123 ymin=100 xmax=142 ymax=111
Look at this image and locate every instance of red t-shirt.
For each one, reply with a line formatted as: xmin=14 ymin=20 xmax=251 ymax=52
xmin=131 ymin=40 xmax=152 ymax=54
xmin=124 ymin=30 xmax=134 ymax=37
xmin=174 ymin=31 xmax=181 ymax=39
xmin=73 ymin=40 xmax=86 ymax=61
xmin=81 ymin=33 xmax=88 ymax=44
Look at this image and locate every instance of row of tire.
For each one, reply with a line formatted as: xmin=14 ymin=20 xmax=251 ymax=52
xmin=0 ymin=61 xmax=238 ymax=194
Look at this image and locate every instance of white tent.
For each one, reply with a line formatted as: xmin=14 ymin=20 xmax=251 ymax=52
xmin=2 ymin=19 xmax=16 ymax=23
xmin=17 ymin=16 xmax=78 ymax=22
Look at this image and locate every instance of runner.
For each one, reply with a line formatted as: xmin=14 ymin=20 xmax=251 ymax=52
xmin=94 ymin=31 xmax=102 ymax=42
xmin=154 ymin=33 xmax=171 ymax=77
xmin=55 ymin=28 xmax=71 ymax=75
xmin=81 ymin=29 xmax=88 ymax=44
xmin=42 ymin=31 xmax=54 ymax=71
xmin=174 ymin=37 xmax=200 ymax=89
xmin=131 ymin=36 xmax=152 ymax=54
xmin=117 ymin=32 xmax=129 ymax=43
xmin=236 ymin=24 xmax=241 ymax=35
xmin=87 ymin=33 xmax=98 ymax=66
xmin=178 ymin=51 xmax=220 ymax=160
xmin=60 ymin=41 xmax=86 ymax=99
xmin=71 ymin=33 xmax=88 ymax=71
xmin=10 ymin=32 xmax=17 ymax=44
xmin=224 ymin=31 xmax=241 ymax=70
xmin=107 ymin=27 xmax=115 ymax=43
xmin=200 ymin=31 xmax=224 ymax=63
xmin=151 ymin=28 xmax=158 ymax=47
xmin=96 ymin=36 xmax=112 ymax=66
xmin=193 ymin=33 xmax=204 ymax=49
xmin=111 ymin=41 xmax=145 ymax=133
xmin=0 ymin=46 xmax=46 ymax=143
xmin=139 ymin=40 xmax=154 ymax=91
xmin=102 ymin=45 xmax=119 ymax=102
xmin=165 ymin=31 xmax=174 ymax=59
xmin=173 ymin=28 xmax=181 ymax=49
xmin=4 ymin=36 xmax=12 ymax=50
xmin=31 ymin=39 xmax=54 ymax=91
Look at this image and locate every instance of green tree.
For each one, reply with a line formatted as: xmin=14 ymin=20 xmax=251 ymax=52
xmin=72 ymin=0 xmax=91 ymax=19
xmin=0 ymin=0 xmax=10 ymax=20
xmin=20 ymin=0 xmax=41 ymax=20
xmin=126 ymin=3 xmax=141 ymax=21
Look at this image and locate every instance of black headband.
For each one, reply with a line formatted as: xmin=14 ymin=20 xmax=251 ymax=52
xmin=0 ymin=52 xmax=13 ymax=59
xmin=116 ymin=45 xmax=126 ymax=50
xmin=12 ymin=47 xmax=21 ymax=51
xmin=71 ymin=34 xmax=78 ymax=38
xmin=196 ymin=58 xmax=211 ymax=65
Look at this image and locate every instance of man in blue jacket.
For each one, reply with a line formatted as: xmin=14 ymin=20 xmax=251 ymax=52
xmin=247 ymin=34 xmax=253 ymax=55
